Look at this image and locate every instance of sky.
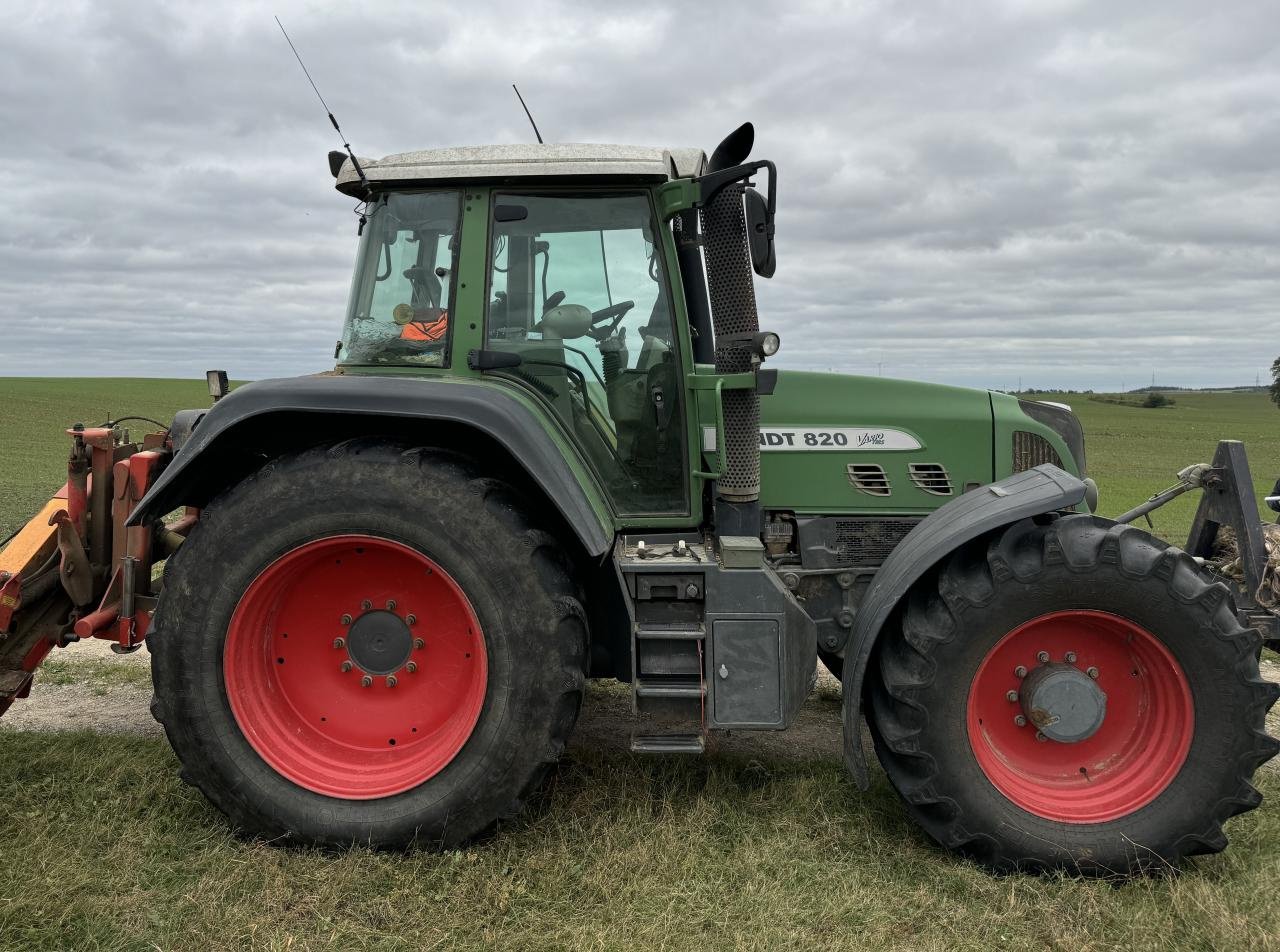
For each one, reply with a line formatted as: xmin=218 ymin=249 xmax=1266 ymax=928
xmin=1 ymin=0 xmax=1277 ymax=392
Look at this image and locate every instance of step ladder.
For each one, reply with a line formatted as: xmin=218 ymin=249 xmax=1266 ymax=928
xmin=630 ymin=622 xmax=707 ymax=753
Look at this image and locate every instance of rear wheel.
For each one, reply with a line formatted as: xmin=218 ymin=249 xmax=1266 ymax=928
xmin=150 ymin=441 xmax=587 ymax=848
xmin=869 ymin=514 xmax=1279 ymax=874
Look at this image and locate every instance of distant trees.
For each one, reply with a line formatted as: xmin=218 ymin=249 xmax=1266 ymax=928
xmin=1272 ymin=357 xmax=1280 ymax=408
xmin=1142 ymin=392 xmax=1174 ymax=408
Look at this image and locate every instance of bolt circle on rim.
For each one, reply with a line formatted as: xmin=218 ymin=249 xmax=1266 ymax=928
xmin=966 ymin=610 xmax=1193 ymax=824
xmin=223 ymin=535 xmax=488 ymax=800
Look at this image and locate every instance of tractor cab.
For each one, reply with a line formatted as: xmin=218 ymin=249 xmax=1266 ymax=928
xmin=330 ymin=141 xmax=757 ymax=518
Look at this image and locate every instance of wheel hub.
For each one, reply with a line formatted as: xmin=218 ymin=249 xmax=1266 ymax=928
xmin=1019 ymin=662 xmax=1107 ymax=743
xmin=346 ymin=609 xmax=413 ymax=675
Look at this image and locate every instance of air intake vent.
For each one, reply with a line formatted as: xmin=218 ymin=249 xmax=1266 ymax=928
xmin=833 ymin=518 xmax=920 ymax=565
xmin=847 ymin=464 xmax=891 ymax=496
xmin=1013 ymin=431 xmax=1063 ymax=472
xmin=908 ymin=463 xmax=953 ymax=496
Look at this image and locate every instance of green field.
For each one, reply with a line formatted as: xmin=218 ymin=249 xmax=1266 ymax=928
xmin=1057 ymin=390 xmax=1280 ymax=544
xmin=0 ymin=379 xmax=1278 ymax=951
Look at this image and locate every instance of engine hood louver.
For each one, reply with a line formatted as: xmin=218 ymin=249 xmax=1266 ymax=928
xmin=908 ymin=463 xmax=953 ymax=496
xmin=848 ymin=463 xmax=891 ymax=496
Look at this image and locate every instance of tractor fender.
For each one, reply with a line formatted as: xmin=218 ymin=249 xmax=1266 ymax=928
xmin=127 ymin=374 xmax=614 ymax=557
xmin=841 ymin=464 xmax=1086 ymax=787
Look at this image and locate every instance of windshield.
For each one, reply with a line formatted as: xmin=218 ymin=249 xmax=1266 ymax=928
xmin=338 ymin=190 xmax=462 ymax=367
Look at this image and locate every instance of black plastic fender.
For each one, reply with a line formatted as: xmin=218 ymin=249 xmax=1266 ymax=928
xmin=128 ymin=375 xmax=614 ymax=557
xmin=841 ymin=464 xmax=1086 ymax=787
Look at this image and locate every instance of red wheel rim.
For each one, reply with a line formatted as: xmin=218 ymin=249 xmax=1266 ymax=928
xmin=224 ymin=535 xmax=487 ymax=799
xmin=966 ymin=610 xmax=1193 ymax=823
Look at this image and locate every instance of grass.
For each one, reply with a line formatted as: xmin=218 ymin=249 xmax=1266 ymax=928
xmin=35 ymin=657 xmax=152 ymax=692
xmin=0 ymin=725 xmax=1277 ymax=952
xmin=1056 ymin=390 xmax=1280 ymax=545
xmin=1 ymin=379 xmax=1279 ymax=951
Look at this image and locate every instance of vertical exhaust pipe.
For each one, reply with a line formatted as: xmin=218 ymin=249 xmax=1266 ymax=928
xmin=701 ymin=123 xmax=762 ymax=537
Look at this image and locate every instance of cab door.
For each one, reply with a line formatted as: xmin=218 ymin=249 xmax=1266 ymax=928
xmin=482 ymin=191 xmax=689 ymax=517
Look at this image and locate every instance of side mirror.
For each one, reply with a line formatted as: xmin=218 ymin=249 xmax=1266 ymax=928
xmin=744 ymin=187 xmax=776 ymax=278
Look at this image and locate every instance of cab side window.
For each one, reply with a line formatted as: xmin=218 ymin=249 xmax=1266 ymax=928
xmin=485 ymin=193 xmax=686 ymax=514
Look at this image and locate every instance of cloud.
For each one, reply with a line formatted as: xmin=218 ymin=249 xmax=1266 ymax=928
xmin=0 ymin=0 xmax=1277 ymax=393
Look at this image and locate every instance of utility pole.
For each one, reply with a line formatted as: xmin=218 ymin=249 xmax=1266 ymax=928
xmin=877 ymin=362 xmax=883 ymax=377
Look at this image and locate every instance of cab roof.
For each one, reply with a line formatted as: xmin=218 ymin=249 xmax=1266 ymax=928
xmin=334 ymin=143 xmax=708 ymax=196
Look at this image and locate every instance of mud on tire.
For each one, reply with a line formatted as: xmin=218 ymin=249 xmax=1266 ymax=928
xmin=149 ymin=440 xmax=587 ymax=849
xmin=868 ymin=513 xmax=1279 ymax=874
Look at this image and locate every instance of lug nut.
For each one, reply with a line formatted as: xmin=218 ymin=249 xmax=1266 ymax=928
xmin=361 ymin=675 xmax=373 ymax=688
xmin=1006 ymin=690 xmax=1018 ymax=702
xmin=1086 ymin=666 xmax=1099 ymax=679
xmin=1014 ymin=714 xmax=1027 ymax=727
xmin=386 ymin=675 xmax=398 ymax=688
xmin=1065 ymin=651 xmax=1077 ymax=663
xmin=361 ymin=599 xmax=372 ymax=611
xmin=340 ymin=613 xmax=352 ymax=626
xmin=406 ymin=661 xmax=417 ymax=673
xmin=1036 ymin=651 xmax=1050 ymax=664
xmin=340 ymin=661 xmax=353 ymax=673
xmin=413 ymin=638 xmax=425 ymax=650
xmin=1036 ymin=731 xmax=1047 ymax=742
xmin=387 ymin=599 xmax=397 ymax=610
xmin=333 ymin=637 xmax=346 ymax=649
xmin=1014 ymin=665 xmax=1027 ymax=679
xmin=406 ymin=614 xmax=417 ymax=626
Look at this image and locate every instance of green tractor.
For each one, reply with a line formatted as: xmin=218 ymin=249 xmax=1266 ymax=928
xmin=1 ymin=124 xmax=1276 ymax=874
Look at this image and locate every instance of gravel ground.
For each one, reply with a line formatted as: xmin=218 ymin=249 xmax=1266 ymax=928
xmin=2 ymin=640 xmax=1276 ymax=771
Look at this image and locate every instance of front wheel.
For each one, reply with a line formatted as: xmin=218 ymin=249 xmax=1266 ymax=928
xmin=149 ymin=441 xmax=587 ymax=848
xmin=868 ymin=514 xmax=1279 ymax=874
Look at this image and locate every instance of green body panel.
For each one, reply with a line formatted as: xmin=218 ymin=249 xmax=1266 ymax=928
xmin=755 ymin=371 xmax=998 ymax=514
xmin=990 ymin=390 xmax=1080 ymax=480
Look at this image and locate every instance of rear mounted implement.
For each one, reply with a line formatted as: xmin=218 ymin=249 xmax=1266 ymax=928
xmin=0 ymin=420 xmax=192 ymax=713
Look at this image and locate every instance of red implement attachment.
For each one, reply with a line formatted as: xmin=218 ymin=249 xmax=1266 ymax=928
xmin=0 ymin=422 xmax=178 ymax=713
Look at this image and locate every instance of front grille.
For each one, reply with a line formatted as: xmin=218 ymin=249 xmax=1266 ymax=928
xmin=908 ymin=463 xmax=953 ymax=496
xmin=833 ymin=518 xmax=920 ymax=565
xmin=1013 ymin=431 xmax=1062 ymax=472
xmin=848 ymin=463 xmax=891 ymax=496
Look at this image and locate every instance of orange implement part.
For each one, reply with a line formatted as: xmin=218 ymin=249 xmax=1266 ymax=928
xmin=0 ymin=497 xmax=63 ymax=579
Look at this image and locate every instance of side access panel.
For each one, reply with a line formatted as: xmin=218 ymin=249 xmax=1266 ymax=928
xmin=705 ymin=542 xmax=814 ymax=729
xmin=841 ymin=464 xmax=1086 ymax=786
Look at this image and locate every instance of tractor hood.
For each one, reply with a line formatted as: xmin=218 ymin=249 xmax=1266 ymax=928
xmin=757 ymin=371 xmax=997 ymax=513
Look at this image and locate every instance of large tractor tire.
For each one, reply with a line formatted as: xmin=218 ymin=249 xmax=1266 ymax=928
xmin=149 ymin=440 xmax=587 ymax=848
xmin=868 ymin=514 xmax=1279 ymax=875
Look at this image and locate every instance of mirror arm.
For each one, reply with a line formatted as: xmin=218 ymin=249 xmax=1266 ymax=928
xmin=696 ymin=159 xmax=775 ymax=211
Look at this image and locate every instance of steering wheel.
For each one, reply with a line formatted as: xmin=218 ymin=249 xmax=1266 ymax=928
xmin=587 ymin=300 xmax=635 ymax=342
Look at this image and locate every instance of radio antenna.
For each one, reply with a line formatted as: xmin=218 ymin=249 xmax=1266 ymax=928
xmin=512 ymin=84 xmax=544 ymax=144
xmin=275 ymin=16 xmax=369 ymax=191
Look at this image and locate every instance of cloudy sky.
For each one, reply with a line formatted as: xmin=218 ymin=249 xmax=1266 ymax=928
xmin=2 ymin=0 xmax=1277 ymax=391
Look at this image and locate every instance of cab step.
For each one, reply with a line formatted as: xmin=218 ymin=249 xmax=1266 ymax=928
xmin=635 ymin=677 xmax=706 ymax=699
xmin=634 ymin=624 xmax=705 ymax=641
xmin=630 ymin=733 xmax=706 ymax=755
